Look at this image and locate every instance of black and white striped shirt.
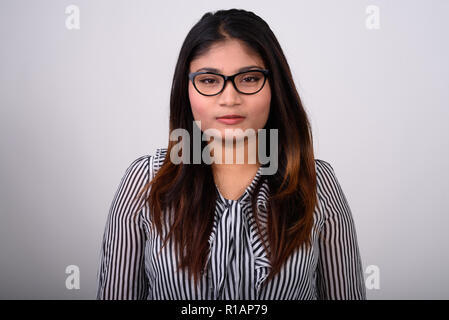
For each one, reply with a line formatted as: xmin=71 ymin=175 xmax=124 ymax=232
xmin=96 ymin=147 xmax=366 ymax=300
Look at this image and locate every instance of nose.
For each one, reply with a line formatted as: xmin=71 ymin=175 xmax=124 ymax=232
xmin=218 ymin=79 xmax=241 ymax=105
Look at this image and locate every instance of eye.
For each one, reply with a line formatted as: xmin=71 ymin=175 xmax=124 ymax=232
xmin=242 ymin=76 xmax=260 ymax=82
xmin=199 ymin=78 xmax=217 ymax=84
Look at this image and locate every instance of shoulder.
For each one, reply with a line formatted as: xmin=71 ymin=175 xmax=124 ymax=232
xmin=152 ymin=147 xmax=168 ymax=172
xmin=116 ymin=155 xmax=151 ymax=192
xmin=145 ymin=151 xmax=336 ymax=184
xmin=314 ymin=158 xmax=352 ymax=216
xmin=314 ymin=158 xmax=335 ymax=179
xmin=121 ymin=154 xmax=150 ymax=176
xmin=111 ymin=147 xmax=167 ymax=205
xmin=314 ymin=158 xmax=341 ymax=199
xmin=119 ymin=147 xmax=167 ymax=183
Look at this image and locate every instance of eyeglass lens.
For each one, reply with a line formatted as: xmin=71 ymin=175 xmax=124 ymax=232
xmin=194 ymin=71 xmax=265 ymax=95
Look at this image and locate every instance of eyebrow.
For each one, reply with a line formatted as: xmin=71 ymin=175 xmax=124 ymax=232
xmin=194 ymin=65 xmax=264 ymax=73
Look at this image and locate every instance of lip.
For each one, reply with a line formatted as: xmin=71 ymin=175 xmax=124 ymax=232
xmin=216 ymin=115 xmax=245 ymax=125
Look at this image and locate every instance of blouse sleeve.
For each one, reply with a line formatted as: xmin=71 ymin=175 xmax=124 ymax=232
xmin=315 ymin=160 xmax=367 ymax=300
xmin=96 ymin=155 xmax=151 ymax=299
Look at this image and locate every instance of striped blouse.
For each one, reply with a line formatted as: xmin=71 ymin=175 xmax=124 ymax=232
xmin=96 ymin=147 xmax=366 ymax=300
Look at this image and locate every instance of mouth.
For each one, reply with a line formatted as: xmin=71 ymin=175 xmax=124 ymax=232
xmin=216 ymin=114 xmax=245 ymax=119
xmin=216 ymin=115 xmax=245 ymax=125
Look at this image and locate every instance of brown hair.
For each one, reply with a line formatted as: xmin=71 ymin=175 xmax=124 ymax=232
xmin=134 ymin=8 xmax=319 ymax=288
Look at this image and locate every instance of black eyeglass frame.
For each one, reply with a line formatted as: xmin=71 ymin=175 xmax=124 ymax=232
xmin=188 ymin=69 xmax=270 ymax=96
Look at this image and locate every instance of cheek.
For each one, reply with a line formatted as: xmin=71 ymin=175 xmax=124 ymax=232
xmin=253 ymin=87 xmax=271 ymax=126
xmin=188 ymin=84 xmax=209 ymax=122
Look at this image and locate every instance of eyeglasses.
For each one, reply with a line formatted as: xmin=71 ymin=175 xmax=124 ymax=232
xmin=188 ymin=69 xmax=270 ymax=96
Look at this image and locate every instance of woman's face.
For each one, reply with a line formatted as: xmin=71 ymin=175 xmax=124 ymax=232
xmin=188 ymin=39 xmax=271 ymax=141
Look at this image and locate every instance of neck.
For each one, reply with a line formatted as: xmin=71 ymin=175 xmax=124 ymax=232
xmin=208 ymin=135 xmax=260 ymax=169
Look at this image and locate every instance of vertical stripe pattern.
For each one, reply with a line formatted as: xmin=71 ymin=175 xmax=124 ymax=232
xmin=96 ymin=147 xmax=367 ymax=300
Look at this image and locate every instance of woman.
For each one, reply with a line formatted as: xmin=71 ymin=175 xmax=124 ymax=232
xmin=96 ymin=8 xmax=366 ymax=300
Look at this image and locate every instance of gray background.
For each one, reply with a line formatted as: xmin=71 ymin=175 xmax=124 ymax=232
xmin=1 ymin=0 xmax=448 ymax=299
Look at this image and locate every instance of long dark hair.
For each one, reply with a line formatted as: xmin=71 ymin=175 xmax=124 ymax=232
xmin=135 ymin=8 xmax=319 ymax=287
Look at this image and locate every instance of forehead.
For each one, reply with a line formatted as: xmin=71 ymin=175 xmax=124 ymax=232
xmin=189 ymin=39 xmax=264 ymax=73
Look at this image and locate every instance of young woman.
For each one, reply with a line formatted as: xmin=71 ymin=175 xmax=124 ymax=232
xmin=96 ymin=9 xmax=366 ymax=300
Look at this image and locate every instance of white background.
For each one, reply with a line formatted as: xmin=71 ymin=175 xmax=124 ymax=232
xmin=0 ymin=0 xmax=448 ymax=299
